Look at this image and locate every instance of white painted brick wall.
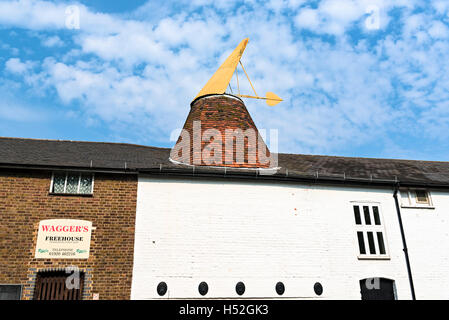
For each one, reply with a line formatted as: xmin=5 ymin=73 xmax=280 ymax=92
xmin=131 ymin=176 xmax=416 ymax=299
xmin=400 ymin=190 xmax=449 ymax=299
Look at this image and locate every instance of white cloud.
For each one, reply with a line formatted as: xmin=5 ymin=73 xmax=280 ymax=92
xmin=294 ymin=0 xmax=415 ymax=35
xmin=0 ymin=0 xmax=66 ymax=30
xmin=320 ymin=0 xmax=361 ymax=22
xmin=42 ymin=35 xmax=64 ymax=47
xmin=1 ymin=42 xmax=19 ymax=55
xmin=295 ymin=8 xmax=320 ymax=29
xmin=428 ymin=20 xmax=449 ymax=39
xmin=432 ymin=0 xmax=449 ymax=15
xmin=5 ymin=58 xmax=34 ymax=74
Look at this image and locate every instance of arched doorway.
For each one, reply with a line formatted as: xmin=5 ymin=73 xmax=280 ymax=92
xmin=360 ymin=277 xmax=396 ymax=300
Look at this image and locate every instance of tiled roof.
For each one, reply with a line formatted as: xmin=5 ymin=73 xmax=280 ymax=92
xmin=0 ymin=137 xmax=169 ymax=170
xmin=1 ymin=137 xmax=449 ymax=187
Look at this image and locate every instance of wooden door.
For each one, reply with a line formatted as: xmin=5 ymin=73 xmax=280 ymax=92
xmin=34 ymin=271 xmax=84 ymax=300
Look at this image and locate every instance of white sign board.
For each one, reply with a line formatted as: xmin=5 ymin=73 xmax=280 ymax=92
xmin=35 ymin=219 xmax=92 ymax=259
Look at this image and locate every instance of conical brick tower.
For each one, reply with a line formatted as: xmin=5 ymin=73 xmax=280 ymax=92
xmin=170 ymin=94 xmax=272 ymax=168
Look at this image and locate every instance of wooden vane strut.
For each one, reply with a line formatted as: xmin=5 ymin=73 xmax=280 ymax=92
xmin=193 ymin=38 xmax=283 ymax=106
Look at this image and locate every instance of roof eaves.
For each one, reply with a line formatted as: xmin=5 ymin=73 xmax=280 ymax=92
xmin=137 ymin=165 xmax=449 ymax=189
xmin=0 ymin=163 xmax=139 ymax=174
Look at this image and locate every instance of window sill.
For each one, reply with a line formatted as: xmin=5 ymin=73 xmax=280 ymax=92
xmin=48 ymin=193 xmax=93 ymax=197
xmin=400 ymin=205 xmax=435 ymax=210
xmin=358 ymin=255 xmax=390 ymax=260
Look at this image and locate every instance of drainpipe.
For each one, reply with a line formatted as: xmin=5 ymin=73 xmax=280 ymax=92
xmin=393 ymin=183 xmax=416 ymax=300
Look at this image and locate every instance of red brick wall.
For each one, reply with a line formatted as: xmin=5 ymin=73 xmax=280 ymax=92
xmin=0 ymin=169 xmax=137 ymax=300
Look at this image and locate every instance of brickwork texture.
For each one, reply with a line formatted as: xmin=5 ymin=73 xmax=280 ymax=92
xmin=0 ymin=169 xmax=137 ymax=300
xmin=172 ymin=94 xmax=273 ymax=168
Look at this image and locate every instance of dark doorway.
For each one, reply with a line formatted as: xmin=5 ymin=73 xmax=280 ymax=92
xmin=33 ymin=271 xmax=84 ymax=300
xmin=360 ymin=278 xmax=396 ymax=300
xmin=0 ymin=285 xmax=22 ymax=300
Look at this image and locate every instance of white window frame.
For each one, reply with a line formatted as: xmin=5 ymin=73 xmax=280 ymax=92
xmin=399 ymin=188 xmax=434 ymax=209
xmin=49 ymin=172 xmax=95 ymax=195
xmin=351 ymin=201 xmax=390 ymax=260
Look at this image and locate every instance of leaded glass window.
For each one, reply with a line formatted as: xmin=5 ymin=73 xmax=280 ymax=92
xmin=51 ymin=172 xmax=94 ymax=195
xmin=52 ymin=173 xmax=66 ymax=193
xmin=79 ymin=174 xmax=93 ymax=194
xmin=66 ymin=174 xmax=79 ymax=194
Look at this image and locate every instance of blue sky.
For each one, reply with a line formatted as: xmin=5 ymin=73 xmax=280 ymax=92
xmin=1 ymin=0 xmax=449 ymax=161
